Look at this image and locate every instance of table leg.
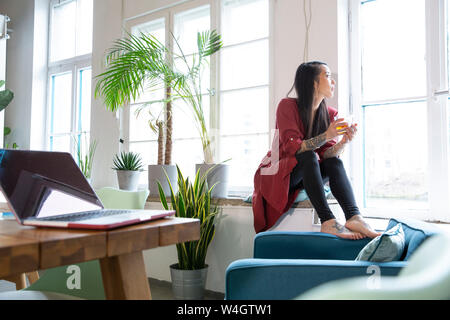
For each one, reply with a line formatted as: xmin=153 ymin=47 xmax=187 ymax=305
xmin=26 ymin=271 xmax=39 ymax=284
xmin=4 ymin=273 xmax=27 ymax=290
xmin=100 ymin=251 xmax=152 ymax=300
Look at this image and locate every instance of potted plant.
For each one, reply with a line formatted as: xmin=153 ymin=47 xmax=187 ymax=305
xmin=73 ymin=134 xmax=98 ymax=183
xmin=0 ymin=80 xmax=13 ymax=112
xmin=112 ymin=151 xmax=143 ymax=191
xmin=94 ymin=29 xmax=228 ymax=197
xmin=0 ymin=79 xmax=18 ymax=149
xmin=157 ymin=165 xmax=219 ymax=300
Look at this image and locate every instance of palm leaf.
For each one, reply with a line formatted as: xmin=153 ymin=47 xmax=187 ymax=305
xmin=197 ymin=29 xmax=223 ymax=59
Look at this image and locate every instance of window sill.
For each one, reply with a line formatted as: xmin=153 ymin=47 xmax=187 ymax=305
xmin=147 ymin=195 xmax=338 ymax=209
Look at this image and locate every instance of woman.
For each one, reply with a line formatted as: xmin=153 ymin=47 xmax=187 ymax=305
xmin=252 ymin=61 xmax=380 ymax=239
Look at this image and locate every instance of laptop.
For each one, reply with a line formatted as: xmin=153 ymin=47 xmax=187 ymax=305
xmin=0 ymin=149 xmax=175 ymax=230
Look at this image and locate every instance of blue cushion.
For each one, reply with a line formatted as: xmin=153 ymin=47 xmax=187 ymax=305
xmin=244 ymin=186 xmax=331 ymax=203
xmin=386 ymin=218 xmax=442 ymax=260
xmin=355 ymin=223 xmax=405 ymax=262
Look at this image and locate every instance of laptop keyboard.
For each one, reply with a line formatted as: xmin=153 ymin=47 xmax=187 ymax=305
xmin=32 ymin=209 xmax=134 ymax=222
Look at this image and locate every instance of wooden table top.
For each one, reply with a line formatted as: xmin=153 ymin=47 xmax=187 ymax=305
xmin=0 ymin=216 xmax=200 ymax=278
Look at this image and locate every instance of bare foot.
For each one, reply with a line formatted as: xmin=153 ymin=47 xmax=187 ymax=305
xmin=345 ymin=215 xmax=381 ymax=239
xmin=320 ymin=219 xmax=365 ymax=240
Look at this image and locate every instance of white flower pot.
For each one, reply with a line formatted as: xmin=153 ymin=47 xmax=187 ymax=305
xmin=116 ymin=170 xmax=141 ymax=191
xmin=148 ymin=164 xmax=178 ymax=197
xmin=195 ymin=163 xmax=230 ymax=198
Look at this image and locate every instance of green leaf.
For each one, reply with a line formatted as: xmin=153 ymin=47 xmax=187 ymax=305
xmin=0 ymin=89 xmax=14 ymax=112
xmin=112 ymin=151 xmax=143 ymax=171
xmin=156 ymin=181 xmax=169 ymax=210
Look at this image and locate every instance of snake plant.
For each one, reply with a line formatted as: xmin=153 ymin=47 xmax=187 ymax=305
xmin=157 ymin=165 xmax=219 ymax=270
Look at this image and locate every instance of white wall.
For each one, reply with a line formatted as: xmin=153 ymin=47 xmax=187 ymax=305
xmin=90 ymin=0 xmax=123 ymax=189
xmin=0 ymin=0 xmax=35 ymax=150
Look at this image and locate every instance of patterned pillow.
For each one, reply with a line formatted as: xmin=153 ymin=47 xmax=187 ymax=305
xmin=355 ymin=223 xmax=405 ymax=262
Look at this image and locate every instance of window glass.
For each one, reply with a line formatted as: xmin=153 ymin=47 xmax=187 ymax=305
xmin=76 ymin=0 xmax=93 ymax=56
xmin=221 ymin=0 xmax=269 ymax=46
xmin=129 ymin=104 xmax=159 ymax=142
xmin=221 ymin=87 xmax=268 ymax=135
xmin=220 ymin=134 xmax=268 ymax=187
xmin=173 ymin=5 xmax=210 ymax=57
xmin=51 ymin=1 xmax=77 ymax=61
xmin=360 ymin=0 xmax=426 ymax=102
xmin=131 ymin=18 xmax=166 ymax=105
xmin=50 ymin=0 xmax=93 ymax=61
xmin=172 ymin=94 xmax=210 ymax=140
xmin=48 ymin=0 xmax=93 ymax=157
xmin=363 ymin=101 xmax=428 ymax=210
xmin=172 ymin=138 xmax=204 ymax=179
xmin=50 ymin=72 xmax=72 ymax=135
xmin=220 ymin=39 xmax=268 ymax=91
xmin=50 ymin=135 xmax=71 ymax=152
xmin=220 ymin=0 xmax=269 ymax=189
xmin=130 ymin=141 xmax=158 ymax=185
xmin=78 ymin=68 xmax=91 ymax=133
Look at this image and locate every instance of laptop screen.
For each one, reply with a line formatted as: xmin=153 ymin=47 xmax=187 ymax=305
xmin=0 ymin=149 xmax=103 ymax=221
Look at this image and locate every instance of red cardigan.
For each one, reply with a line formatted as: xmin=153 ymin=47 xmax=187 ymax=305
xmin=252 ymin=98 xmax=338 ymax=233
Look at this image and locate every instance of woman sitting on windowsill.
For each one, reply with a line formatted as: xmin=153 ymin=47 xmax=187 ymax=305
xmin=252 ymin=61 xmax=381 ymax=240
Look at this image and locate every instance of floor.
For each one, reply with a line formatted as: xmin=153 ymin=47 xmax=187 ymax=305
xmin=0 ymin=278 xmax=225 ymax=300
xmin=149 ymin=278 xmax=224 ymax=300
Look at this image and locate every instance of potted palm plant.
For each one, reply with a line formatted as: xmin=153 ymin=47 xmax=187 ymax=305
xmin=157 ymin=165 xmax=219 ymax=300
xmin=94 ymin=29 xmax=228 ymax=197
xmin=112 ymin=151 xmax=144 ymax=191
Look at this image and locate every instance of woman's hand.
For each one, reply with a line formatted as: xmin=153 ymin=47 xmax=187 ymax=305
xmin=340 ymin=124 xmax=358 ymax=144
xmin=325 ymin=118 xmax=349 ymax=141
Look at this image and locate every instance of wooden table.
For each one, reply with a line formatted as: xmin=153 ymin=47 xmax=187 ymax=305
xmin=0 ymin=217 xmax=200 ymax=300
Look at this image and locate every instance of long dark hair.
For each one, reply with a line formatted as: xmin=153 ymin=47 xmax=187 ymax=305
xmin=286 ymin=61 xmax=330 ymax=139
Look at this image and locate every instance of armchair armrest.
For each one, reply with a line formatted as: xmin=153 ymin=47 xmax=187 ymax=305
xmin=225 ymin=258 xmax=407 ymax=300
xmin=254 ymin=231 xmax=371 ymax=260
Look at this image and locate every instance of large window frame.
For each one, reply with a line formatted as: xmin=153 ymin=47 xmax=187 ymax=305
xmin=45 ymin=0 xmax=93 ymax=156
xmin=122 ymin=0 xmax=273 ymax=194
xmin=349 ymin=0 xmax=450 ymax=222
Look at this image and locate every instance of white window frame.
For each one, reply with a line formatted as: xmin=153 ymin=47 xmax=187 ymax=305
xmin=349 ymin=0 xmax=450 ymax=222
xmin=123 ymin=0 xmax=273 ymax=195
xmin=45 ymin=0 xmax=92 ymax=155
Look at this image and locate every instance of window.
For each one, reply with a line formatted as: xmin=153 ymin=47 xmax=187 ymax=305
xmin=219 ymin=0 xmax=270 ymax=191
xmin=127 ymin=18 xmax=166 ymax=185
xmin=351 ymin=0 xmax=450 ymax=221
xmin=47 ymin=0 xmax=93 ymax=158
xmin=125 ymin=0 xmax=270 ymax=192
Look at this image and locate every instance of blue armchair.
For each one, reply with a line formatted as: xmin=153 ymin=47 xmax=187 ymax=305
xmin=225 ymin=218 xmax=441 ymax=300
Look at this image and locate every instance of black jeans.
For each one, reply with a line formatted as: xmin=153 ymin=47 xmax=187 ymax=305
xmin=289 ymin=151 xmax=360 ymax=223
